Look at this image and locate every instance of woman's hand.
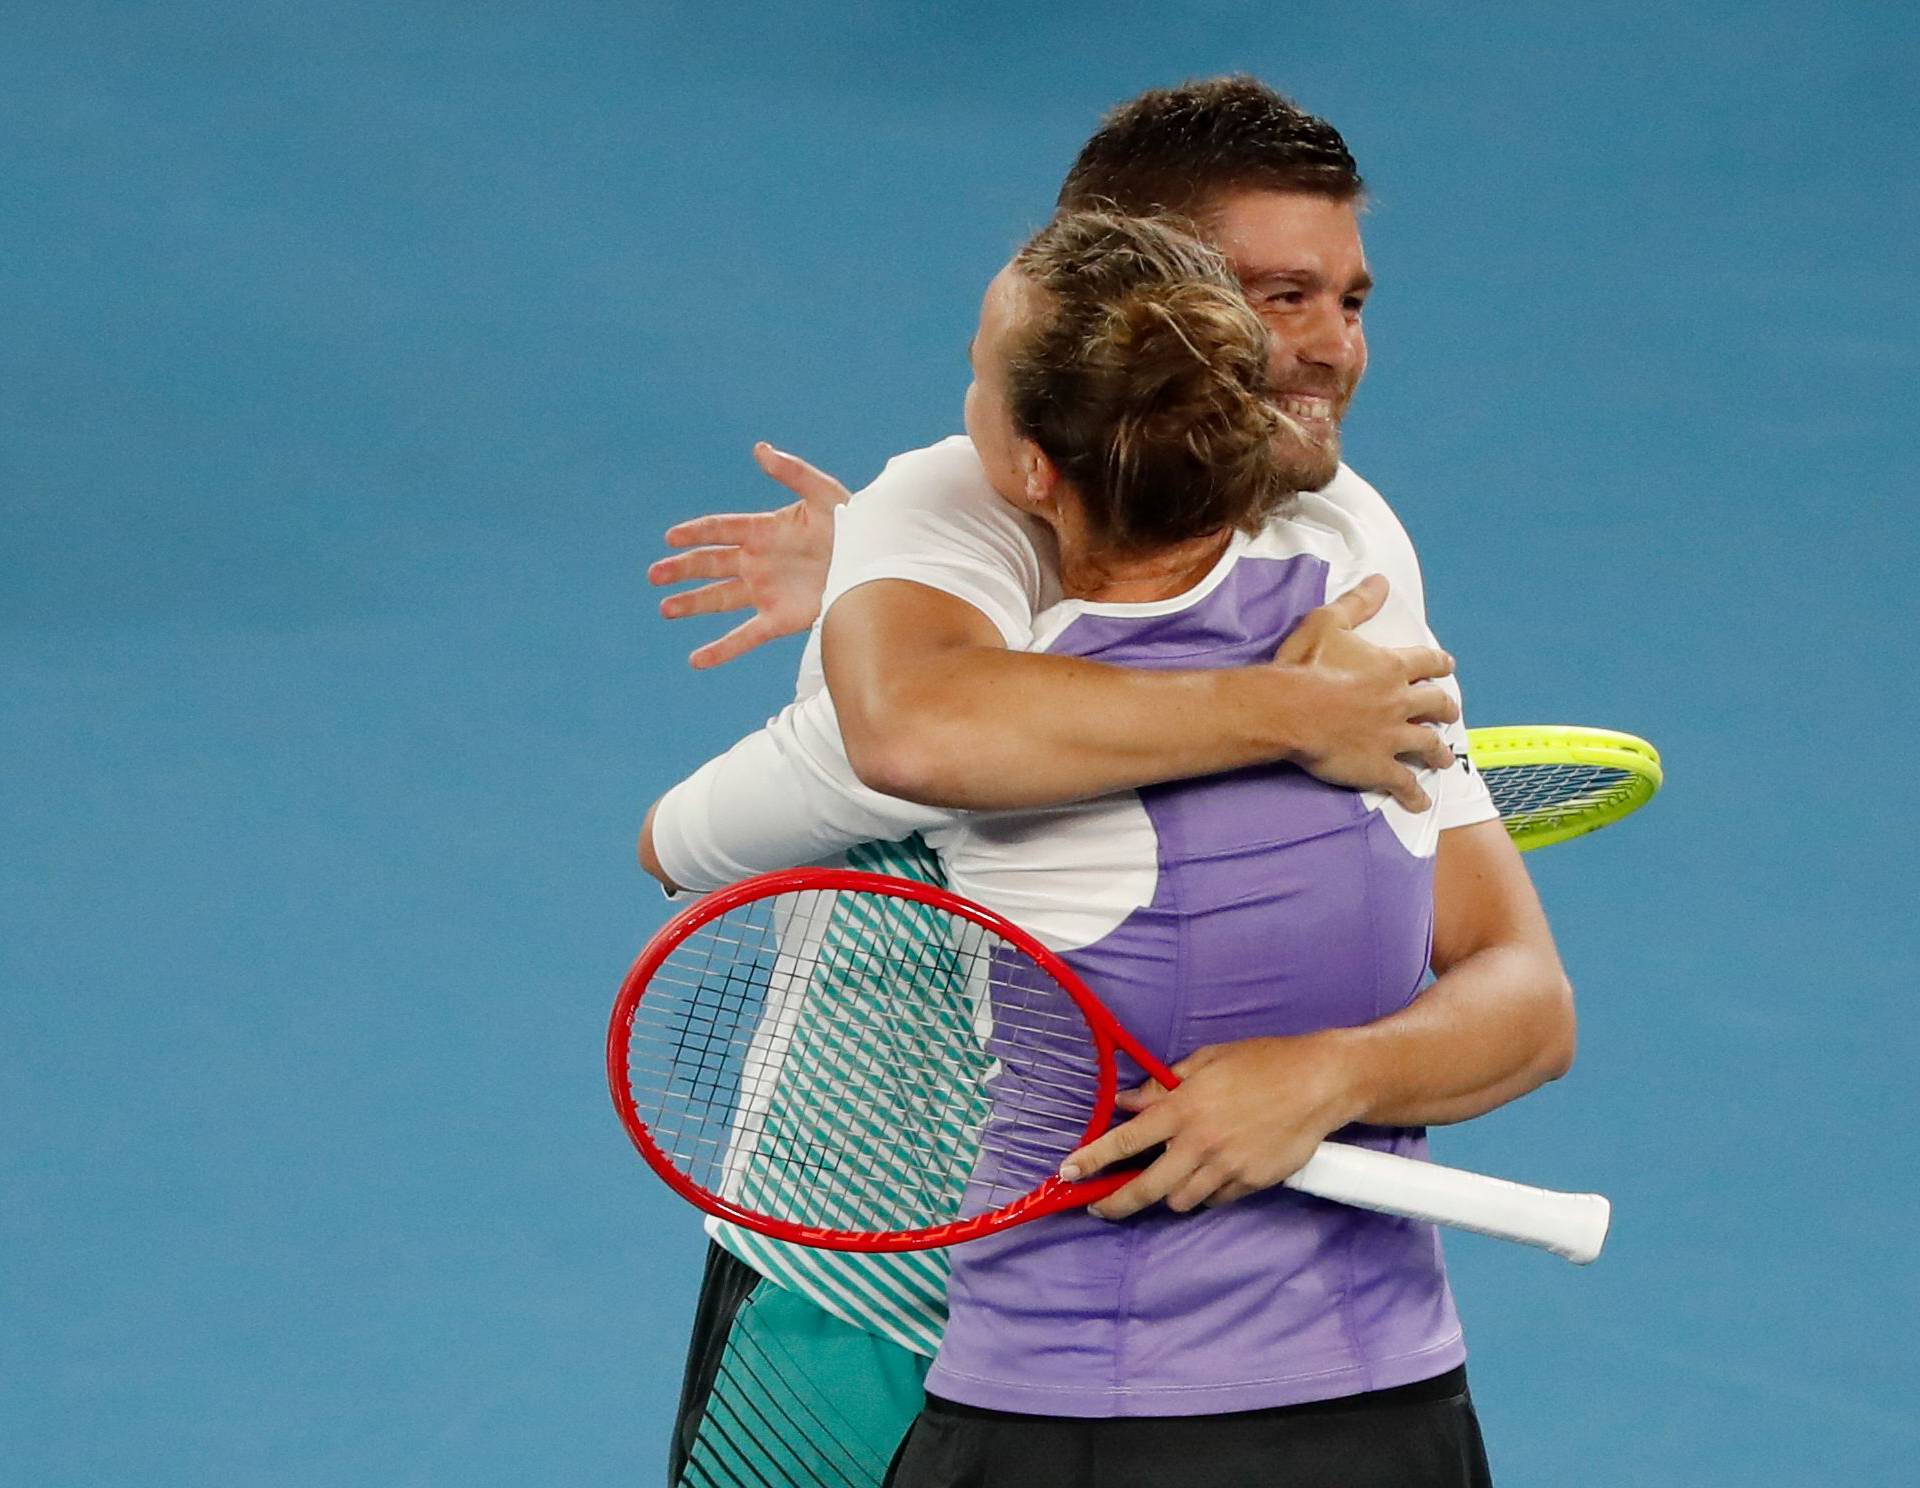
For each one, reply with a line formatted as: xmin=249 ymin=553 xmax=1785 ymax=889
xmin=1060 ymin=1033 xmax=1361 ymax=1218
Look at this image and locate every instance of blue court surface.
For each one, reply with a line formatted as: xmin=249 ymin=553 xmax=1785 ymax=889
xmin=5 ymin=3 xmax=1916 ymax=1483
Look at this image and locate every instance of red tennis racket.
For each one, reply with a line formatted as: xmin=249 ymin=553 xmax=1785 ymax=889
xmin=608 ymin=868 xmax=1610 ymax=1263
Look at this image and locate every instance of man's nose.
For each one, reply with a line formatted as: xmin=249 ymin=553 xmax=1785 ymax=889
xmin=1291 ymin=299 xmax=1362 ymax=377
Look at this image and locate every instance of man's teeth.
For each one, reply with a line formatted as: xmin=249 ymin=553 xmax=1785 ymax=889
xmin=1277 ymin=396 xmax=1333 ymax=420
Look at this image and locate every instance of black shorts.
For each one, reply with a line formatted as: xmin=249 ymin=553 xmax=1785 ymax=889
xmin=882 ymin=1367 xmax=1492 ymax=1488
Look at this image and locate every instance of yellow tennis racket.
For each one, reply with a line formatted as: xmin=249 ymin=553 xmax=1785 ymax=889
xmin=1467 ymin=726 xmax=1663 ymax=852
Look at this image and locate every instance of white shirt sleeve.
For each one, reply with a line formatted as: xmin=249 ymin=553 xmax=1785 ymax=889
xmin=1316 ymin=465 xmax=1496 ymax=833
xmin=821 ymin=435 xmax=1057 ymax=647
xmin=1433 ymin=677 xmax=1498 ymax=831
xmin=650 ymin=437 xmax=1042 ymax=894
xmin=649 ymin=688 xmax=955 ymax=893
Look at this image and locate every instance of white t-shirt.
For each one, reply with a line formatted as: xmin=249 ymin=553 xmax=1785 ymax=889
xmin=652 ymin=434 xmax=1492 ymax=900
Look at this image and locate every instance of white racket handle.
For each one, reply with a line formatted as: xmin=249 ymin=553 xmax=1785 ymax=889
xmin=1283 ymin=1142 xmax=1611 ymax=1265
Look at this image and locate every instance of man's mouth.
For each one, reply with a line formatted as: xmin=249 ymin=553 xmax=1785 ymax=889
xmin=1275 ymin=393 xmax=1337 ymax=427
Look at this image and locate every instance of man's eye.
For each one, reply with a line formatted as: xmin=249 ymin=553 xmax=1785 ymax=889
xmin=1264 ymin=290 xmax=1305 ymax=307
xmin=1342 ymin=297 xmax=1367 ymax=314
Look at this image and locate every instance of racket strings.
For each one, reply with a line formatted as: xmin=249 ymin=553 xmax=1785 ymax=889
xmin=1484 ymin=761 xmax=1642 ymax=827
xmin=623 ymin=887 xmax=1106 ymax=1237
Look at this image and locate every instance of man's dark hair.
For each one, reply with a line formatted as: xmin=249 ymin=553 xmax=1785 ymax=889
xmin=1057 ymin=76 xmax=1363 ymax=221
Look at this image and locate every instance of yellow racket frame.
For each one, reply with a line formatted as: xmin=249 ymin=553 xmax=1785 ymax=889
xmin=1466 ymin=725 xmax=1664 ymax=852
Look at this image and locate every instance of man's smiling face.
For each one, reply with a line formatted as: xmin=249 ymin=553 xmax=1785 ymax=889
xmin=1203 ymin=190 xmax=1372 ymax=492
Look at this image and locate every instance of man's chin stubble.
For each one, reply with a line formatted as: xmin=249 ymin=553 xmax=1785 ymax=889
xmin=1274 ymin=442 xmax=1341 ymax=493
xmin=1268 ymin=413 xmax=1341 ymax=492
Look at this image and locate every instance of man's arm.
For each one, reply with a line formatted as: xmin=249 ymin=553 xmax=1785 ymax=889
xmin=636 ymin=686 xmax=953 ymax=894
xmin=650 ymin=444 xmax=1462 ymax=811
xmin=1059 ymin=818 xmax=1575 ymax=1216
xmin=823 ymin=575 xmax=1461 ymax=814
xmin=636 ymin=799 xmax=682 ymax=893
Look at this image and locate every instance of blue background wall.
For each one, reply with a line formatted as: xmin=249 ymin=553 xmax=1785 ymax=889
xmin=6 ymin=3 xmax=1915 ymax=1482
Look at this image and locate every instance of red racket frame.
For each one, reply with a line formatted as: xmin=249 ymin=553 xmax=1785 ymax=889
xmin=607 ymin=867 xmax=1184 ymax=1251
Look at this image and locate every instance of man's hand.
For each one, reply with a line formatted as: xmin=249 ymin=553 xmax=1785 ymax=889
xmin=648 ymin=443 xmax=849 ymax=669
xmin=1271 ymin=574 xmax=1460 ymax=813
xmin=1058 ymin=1035 xmax=1360 ymax=1219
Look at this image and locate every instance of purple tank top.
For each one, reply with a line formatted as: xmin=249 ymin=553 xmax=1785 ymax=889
xmin=923 ymin=552 xmax=1465 ymax=1417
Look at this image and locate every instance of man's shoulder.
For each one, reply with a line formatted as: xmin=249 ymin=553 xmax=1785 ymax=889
xmin=856 ymin=434 xmax=1002 ymax=515
xmin=1261 ymin=462 xmax=1429 ymax=620
xmin=841 ymin=431 xmax=1052 ymax=576
xmin=1313 ymin=462 xmax=1406 ymax=533
xmin=824 ymin=434 xmax=1056 ymax=640
xmin=1289 ymin=463 xmax=1420 ymax=562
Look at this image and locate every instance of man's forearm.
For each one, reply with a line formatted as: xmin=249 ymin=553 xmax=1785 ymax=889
xmin=1058 ymin=818 xmax=1576 ymax=1216
xmin=1055 ymin=949 xmax=1574 ymax=1220
xmin=1329 ymin=817 xmax=1576 ymax=1127
xmin=1326 ymin=943 xmax=1575 ymax=1129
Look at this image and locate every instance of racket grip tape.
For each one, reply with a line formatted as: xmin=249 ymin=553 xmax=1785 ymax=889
xmin=1284 ymin=1142 xmax=1611 ymax=1265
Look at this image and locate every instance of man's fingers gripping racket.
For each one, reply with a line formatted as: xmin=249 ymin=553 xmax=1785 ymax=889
xmin=610 ymin=870 xmax=1611 ymax=1264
